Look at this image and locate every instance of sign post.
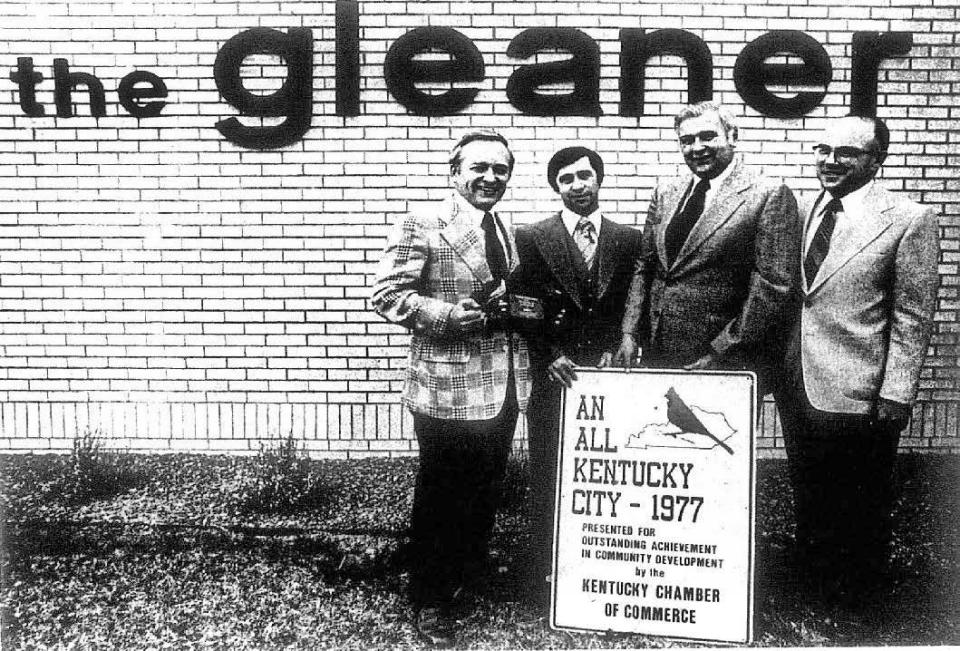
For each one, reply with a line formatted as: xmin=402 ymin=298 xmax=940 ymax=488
xmin=550 ymin=368 xmax=756 ymax=644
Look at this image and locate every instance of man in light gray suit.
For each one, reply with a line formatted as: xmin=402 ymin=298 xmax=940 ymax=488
xmin=777 ymin=115 xmax=939 ymax=602
xmin=613 ymin=101 xmax=800 ymax=396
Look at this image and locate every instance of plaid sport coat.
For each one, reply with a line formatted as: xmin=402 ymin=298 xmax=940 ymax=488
xmin=371 ymin=195 xmax=530 ymax=420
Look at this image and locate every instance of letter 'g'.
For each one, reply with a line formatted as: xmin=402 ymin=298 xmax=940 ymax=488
xmin=214 ymin=27 xmax=313 ymax=149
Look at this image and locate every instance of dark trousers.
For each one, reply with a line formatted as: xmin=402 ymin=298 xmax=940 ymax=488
xmin=776 ymin=388 xmax=902 ymax=588
xmin=408 ymin=388 xmax=518 ymax=608
xmin=526 ymin=377 xmax=562 ymax=576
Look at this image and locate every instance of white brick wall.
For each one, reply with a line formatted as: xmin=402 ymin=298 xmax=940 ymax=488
xmin=1 ymin=0 xmax=957 ymax=456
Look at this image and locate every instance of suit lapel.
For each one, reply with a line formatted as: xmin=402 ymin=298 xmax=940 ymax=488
xmin=672 ymin=159 xmax=750 ymax=268
xmin=532 ymin=213 xmax=585 ymax=309
xmin=595 ymin=217 xmax=622 ymax=299
xmin=655 ymin=177 xmax=691 ymax=269
xmin=806 ymin=185 xmax=896 ymax=295
xmin=439 ymin=197 xmax=492 ymax=284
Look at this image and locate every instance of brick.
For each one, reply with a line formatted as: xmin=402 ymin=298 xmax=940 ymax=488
xmin=0 ymin=1 xmax=955 ymax=455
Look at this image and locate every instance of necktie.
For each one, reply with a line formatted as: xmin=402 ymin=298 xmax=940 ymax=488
xmin=665 ymin=178 xmax=710 ymax=265
xmin=804 ymin=198 xmax=842 ymax=288
xmin=482 ymin=211 xmax=507 ymax=284
xmin=574 ymin=217 xmax=597 ymax=270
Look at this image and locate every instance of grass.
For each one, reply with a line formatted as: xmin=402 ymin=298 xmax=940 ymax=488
xmin=0 ymin=452 xmax=957 ymax=649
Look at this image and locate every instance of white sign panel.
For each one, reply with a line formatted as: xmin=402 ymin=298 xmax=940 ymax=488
xmin=550 ymin=368 xmax=756 ymax=645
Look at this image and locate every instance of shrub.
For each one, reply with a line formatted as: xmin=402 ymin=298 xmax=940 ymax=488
xmin=225 ymin=434 xmax=326 ymax=515
xmin=65 ymin=429 xmax=144 ymax=503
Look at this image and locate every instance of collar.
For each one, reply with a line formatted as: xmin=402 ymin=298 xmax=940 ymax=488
xmin=561 ymin=207 xmax=602 ymax=238
xmin=696 ymin=155 xmax=736 ymax=191
xmin=452 ymin=191 xmax=501 ymax=225
xmin=820 ymin=180 xmax=874 ymax=216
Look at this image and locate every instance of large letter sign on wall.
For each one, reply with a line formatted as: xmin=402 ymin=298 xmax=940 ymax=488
xmin=850 ymin=32 xmax=913 ymax=117
xmin=620 ymin=29 xmax=713 ymax=118
xmin=214 ymin=27 xmax=314 ymax=149
xmin=384 ymin=27 xmax=485 ymax=116
xmin=734 ymin=30 xmax=832 ymax=119
xmin=335 ymin=0 xmax=361 ymax=117
xmin=118 ymin=71 xmax=168 ymax=119
xmin=551 ymin=369 xmax=756 ymax=645
xmin=506 ymin=28 xmax=602 ymax=116
xmin=54 ymin=58 xmax=107 ymax=118
xmin=10 ymin=57 xmax=46 ymax=117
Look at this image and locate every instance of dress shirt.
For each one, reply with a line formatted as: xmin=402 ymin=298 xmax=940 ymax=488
xmin=560 ymin=207 xmax=602 ymax=239
xmin=453 ymin=192 xmax=509 ymax=257
xmin=685 ymin=157 xmax=736 ymax=215
xmin=804 ymin=181 xmax=874 ymax=256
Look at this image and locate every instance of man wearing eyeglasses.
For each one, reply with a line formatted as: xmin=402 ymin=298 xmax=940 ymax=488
xmin=777 ymin=115 xmax=939 ymax=604
xmin=612 ymin=101 xmax=800 ymax=398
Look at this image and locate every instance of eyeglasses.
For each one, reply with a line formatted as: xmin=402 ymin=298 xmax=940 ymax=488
xmin=812 ymin=144 xmax=875 ymax=163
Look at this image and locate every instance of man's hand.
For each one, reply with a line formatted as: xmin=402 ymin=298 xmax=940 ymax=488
xmin=611 ymin=335 xmax=638 ymax=368
xmin=548 ymin=355 xmax=578 ymax=388
xmin=873 ymin=398 xmax=911 ymax=429
xmin=597 ymin=352 xmax=614 ymax=368
xmin=449 ymin=298 xmax=484 ymax=334
xmin=683 ymin=352 xmax=717 ymax=371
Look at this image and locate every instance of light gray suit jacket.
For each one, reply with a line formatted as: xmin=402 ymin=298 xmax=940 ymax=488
xmin=792 ymin=184 xmax=939 ymax=413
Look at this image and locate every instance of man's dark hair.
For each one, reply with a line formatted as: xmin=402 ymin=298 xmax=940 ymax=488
xmin=547 ymin=146 xmax=604 ymax=192
xmin=449 ymin=130 xmax=514 ymax=175
xmin=847 ymin=114 xmax=890 ymax=163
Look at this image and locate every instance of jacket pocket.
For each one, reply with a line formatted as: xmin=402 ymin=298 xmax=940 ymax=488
xmin=416 ymin=338 xmax=471 ymax=363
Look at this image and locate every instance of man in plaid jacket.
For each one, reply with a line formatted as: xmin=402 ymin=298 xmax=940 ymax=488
xmin=371 ymin=131 xmax=530 ymax=645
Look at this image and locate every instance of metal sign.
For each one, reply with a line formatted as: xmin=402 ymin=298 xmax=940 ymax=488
xmin=550 ymin=368 xmax=756 ymax=645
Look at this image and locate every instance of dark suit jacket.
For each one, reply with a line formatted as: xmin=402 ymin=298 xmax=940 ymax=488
xmin=511 ymin=212 xmax=642 ymax=545
xmin=621 ymin=157 xmax=801 ymax=393
xmin=512 ymin=213 xmax=643 ymax=373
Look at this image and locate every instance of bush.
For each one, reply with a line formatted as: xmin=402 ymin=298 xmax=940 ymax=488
xmin=65 ymin=430 xmax=144 ymax=503
xmin=224 ymin=435 xmax=326 ymax=515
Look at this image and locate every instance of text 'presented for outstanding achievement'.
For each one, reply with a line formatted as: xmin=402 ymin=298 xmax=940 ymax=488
xmin=551 ymin=368 xmax=756 ymax=645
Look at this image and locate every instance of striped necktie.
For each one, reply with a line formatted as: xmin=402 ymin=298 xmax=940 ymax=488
xmin=804 ymin=198 xmax=842 ymax=288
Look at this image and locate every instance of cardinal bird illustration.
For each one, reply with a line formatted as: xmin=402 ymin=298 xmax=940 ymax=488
xmin=665 ymin=387 xmax=734 ymax=455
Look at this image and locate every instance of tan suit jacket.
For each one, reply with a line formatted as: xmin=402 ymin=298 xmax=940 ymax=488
xmin=792 ymin=185 xmax=939 ymax=413
xmin=622 ymin=157 xmax=801 ymax=391
xmin=371 ymin=196 xmax=531 ymax=420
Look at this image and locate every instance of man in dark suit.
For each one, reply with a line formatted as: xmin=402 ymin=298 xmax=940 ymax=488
xmin=777 ymin=115 xmax=939 ymax=602
xmin=511 ymin=146 xmax=642 ymax=591
xmin=371 ymin=131 xmax=531 ymax=645
xmin=612 ymin=101 xmax=800 ymax=394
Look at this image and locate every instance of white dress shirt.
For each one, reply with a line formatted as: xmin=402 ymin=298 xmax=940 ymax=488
xmin=804 ymin=181 xmax=874 ymax=256
xmin=453 ymin=191 xmax=509 ymax=256
xmin=560 ymin=207 xmax=602 ymax=239
xmin=696 ymin=158 xmax=736 ymax=213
